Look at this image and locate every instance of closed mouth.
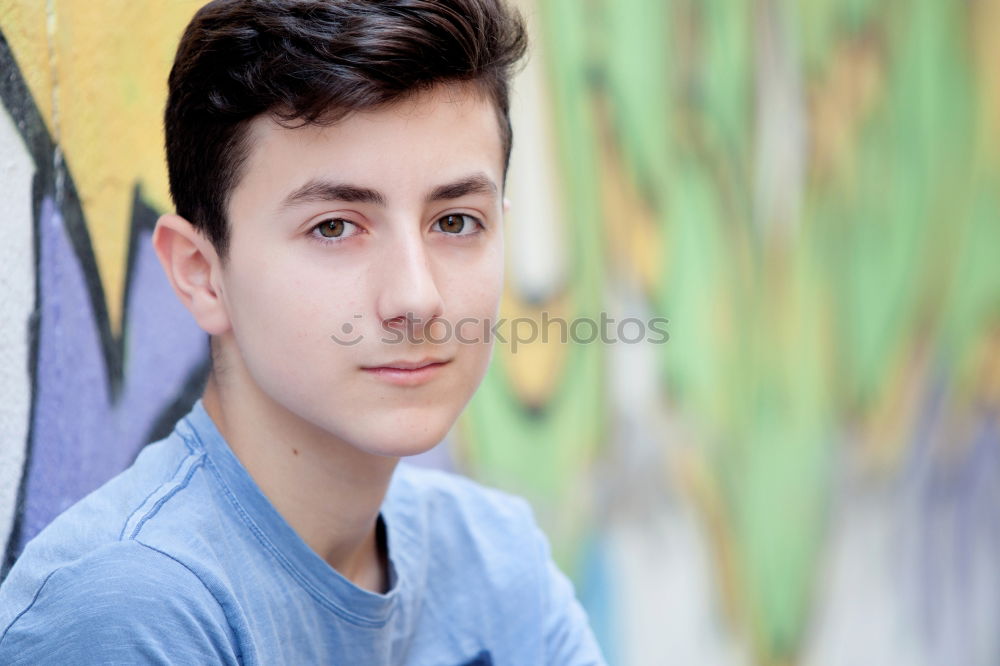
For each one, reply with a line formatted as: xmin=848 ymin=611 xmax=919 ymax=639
xmin=363 ymin=358 xmax=450 ymax=371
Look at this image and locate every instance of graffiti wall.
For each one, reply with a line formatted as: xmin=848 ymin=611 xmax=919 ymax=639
xmin=0 ymin=1 xmax=209 ymax=574
xmin=1 ymin=1 xmax=999 ymax=665
xmin=468 ymin=0 xmax=1000 ymax=664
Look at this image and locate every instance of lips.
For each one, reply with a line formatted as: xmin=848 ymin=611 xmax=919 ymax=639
xmin=365 ymin=358 xmax=449 ymax=371
xmin=361 ymin=358 xmax=451 ymax=386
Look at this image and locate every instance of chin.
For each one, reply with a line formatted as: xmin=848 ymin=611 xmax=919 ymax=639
xmin=357 ymin=430 xmax=449 ymax=459
xmin=338 ymin=408 xmax=459 ymax=459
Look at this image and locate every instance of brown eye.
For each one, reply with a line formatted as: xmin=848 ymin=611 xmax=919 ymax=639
xmin=317 ymin=218 xmax=346 ymax=238
xmin=439 ymin=215 xmax=465 ymax=233
xmin=437 ymin=214 xmax=479 ymax=235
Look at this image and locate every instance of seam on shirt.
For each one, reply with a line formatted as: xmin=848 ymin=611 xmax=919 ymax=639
xmin=4 ymin=428 xmax=207 ymax=648
xmin=202 ymin=455 xmax=393 ymax=629
xmin=0 ymin=567 xmax=61 ymax=647
xmin=126 ymin=455 xmax=206 ymax=541
xmin=177 ymin=418 xmax=202 ymax=455
xmin=134 ymin=541 xmax=248 ymax=666
xmin=118 ymin=430 xmax=202 ymax=541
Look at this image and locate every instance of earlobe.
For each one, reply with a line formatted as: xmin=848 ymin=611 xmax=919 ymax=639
xmin=152 ymin=214 xmax=231 ymax=335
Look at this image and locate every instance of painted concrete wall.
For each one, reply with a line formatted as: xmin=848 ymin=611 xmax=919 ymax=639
xmin=470 ymin=1 xmax=1000 ymax=664
xmin=0 ymin=0 xmax=209 ymax=573
xmin=2 ymin=1 xmax=1000 ymax=665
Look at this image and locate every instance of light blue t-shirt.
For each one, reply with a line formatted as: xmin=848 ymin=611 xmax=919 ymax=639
xmin=0 ymin=401 xmax=605 ymax=665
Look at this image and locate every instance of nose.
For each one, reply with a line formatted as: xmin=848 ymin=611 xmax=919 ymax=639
xmin=374 ymin=229 xmax=445 ymax=336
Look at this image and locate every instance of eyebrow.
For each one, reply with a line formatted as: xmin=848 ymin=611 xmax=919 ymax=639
xmin=278 ymin=172 xmax=498 ymax=211
xmin=427 ymin=173 xmax=498 ymax=202
xmin=280 ymin=181 xmax=386 ymax=209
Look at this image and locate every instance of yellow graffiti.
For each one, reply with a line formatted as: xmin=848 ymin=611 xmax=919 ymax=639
xmin=1 ymin=0 xmax=203 ymax=332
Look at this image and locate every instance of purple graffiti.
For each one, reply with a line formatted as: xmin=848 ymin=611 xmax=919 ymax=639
xmin=16 ymin=197 xmax=208 ymax=551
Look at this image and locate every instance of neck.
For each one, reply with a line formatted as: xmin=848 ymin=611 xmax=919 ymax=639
xmin=202 ymin=373 xmax=398 ymax=593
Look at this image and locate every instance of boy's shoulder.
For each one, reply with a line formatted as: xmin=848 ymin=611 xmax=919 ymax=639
xmin=0 ymin=538 xmax=240 ymax=664
xmin=0 ymin=444 xmax=243 ymax=666
xmin=386 ymin=462 xmax=556 ymax=600
xmin=0 ymin=423 xmax=220 ymax=631
xmin=391 ymin=461 xmax=533 ymax=522
xmin=386 ymin=464 xmax=607 ymax=665
xmin=388 ymin=462 xmax=540 ymax=559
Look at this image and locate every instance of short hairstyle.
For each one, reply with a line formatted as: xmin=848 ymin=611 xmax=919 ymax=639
xmin=165 ymin=0 xmax=527 ymax=257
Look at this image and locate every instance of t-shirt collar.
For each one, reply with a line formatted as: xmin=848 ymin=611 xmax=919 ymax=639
xmin=180 ymin=399 xmax=403 ymax=627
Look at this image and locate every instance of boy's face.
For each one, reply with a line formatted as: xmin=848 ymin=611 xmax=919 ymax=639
xmin=216 ymin=84 xmax=505 ymax=456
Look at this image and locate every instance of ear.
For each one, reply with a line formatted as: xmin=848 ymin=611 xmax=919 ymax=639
xmin=502 ymin=197 xmax=511 ymax=213
xmin=152 ymin=214 xmax=231 ymax=336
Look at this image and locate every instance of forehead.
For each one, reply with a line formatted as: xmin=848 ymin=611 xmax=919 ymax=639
xmin=231 ymin=84 xmax=506 ymax=211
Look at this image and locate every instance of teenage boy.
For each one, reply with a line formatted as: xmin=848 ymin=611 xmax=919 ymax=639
xmin=0 ymin=1 xmax=606 ymax=664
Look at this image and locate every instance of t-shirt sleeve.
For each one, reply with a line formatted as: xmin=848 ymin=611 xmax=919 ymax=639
xmin=529 ymin=513 xmax=608 ymax=665
xmin=0 ymin=540 xmax=241 ymax=665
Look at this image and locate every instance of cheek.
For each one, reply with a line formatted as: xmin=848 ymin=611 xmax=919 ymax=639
xmin=441 ymin=245 xmax=504 ymax=316
xmin=223 ymin=253 xmax=365 ymax=358
xmin=442 ymin=252 xmax=504 ymax=371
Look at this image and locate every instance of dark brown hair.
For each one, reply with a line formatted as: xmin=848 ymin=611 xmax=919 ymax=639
xmin=165 ymin=0 xmax=527 ymax=257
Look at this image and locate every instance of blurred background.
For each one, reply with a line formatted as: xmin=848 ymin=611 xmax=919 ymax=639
xmin=1 ymin=1 xmax=998 ymax=664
